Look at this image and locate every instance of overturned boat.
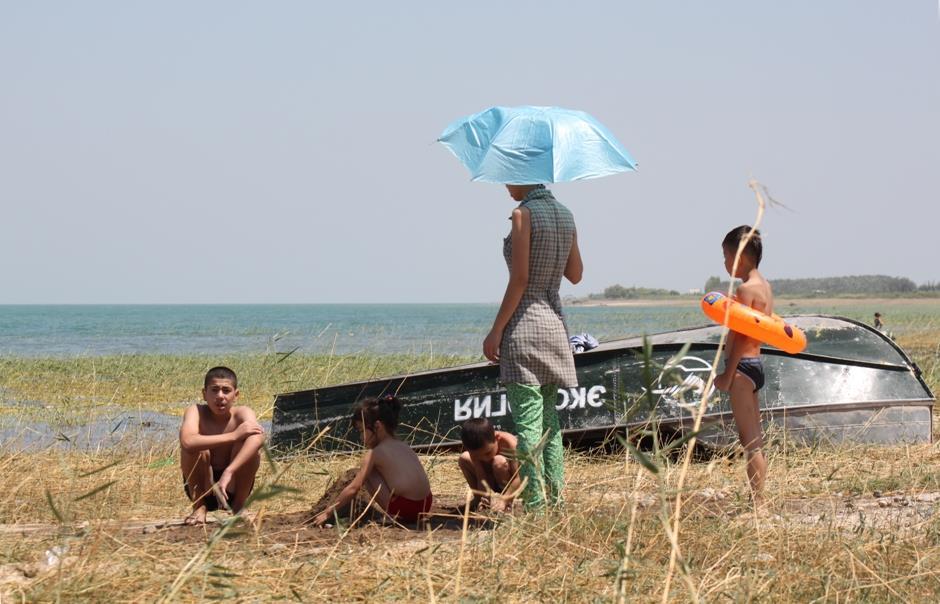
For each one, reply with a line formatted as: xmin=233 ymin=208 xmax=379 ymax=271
xmin=272 ymin=316 xmax=934 ymax=452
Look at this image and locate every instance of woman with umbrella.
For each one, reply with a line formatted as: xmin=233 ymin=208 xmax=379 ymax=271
xmin=439 ymin=106 xmax=636 ymax=510
xmin=481 ymin=182 xmax=582 ymax=510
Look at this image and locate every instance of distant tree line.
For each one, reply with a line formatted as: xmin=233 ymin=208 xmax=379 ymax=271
xmin=589 ymin=285 xmax=680 ymax=299
xmin=587 ymin=275 xmax=938 ymax=300
xmin=701 ymin=274 xmax=938 ymax=296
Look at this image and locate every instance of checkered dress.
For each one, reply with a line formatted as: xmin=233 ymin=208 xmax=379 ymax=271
xmin=499 ymin=187 xmax=578 ymax=387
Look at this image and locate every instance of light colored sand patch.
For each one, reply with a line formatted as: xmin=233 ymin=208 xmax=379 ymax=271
xmin=778 ymin=492 xmax=940 ymax=536
xmin=0 ymin=544 xmax=73 ymax=599
xmin=0 ymin=517 xmax=220 ymax=536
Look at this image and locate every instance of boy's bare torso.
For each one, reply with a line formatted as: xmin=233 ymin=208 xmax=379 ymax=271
xmin=735 ymin=271 xmax=774 ymax=357
xmin=371 ymin=438 xmax=431 ymax=500
xmin=196 ymin=405 xmax=246 ymax=470
xmin=480 ymin=431 xmax=518 ymax=485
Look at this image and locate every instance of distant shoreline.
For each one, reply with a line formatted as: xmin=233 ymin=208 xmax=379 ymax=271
xmin=569 ymin=296 xmax=940 ymax=308
xmin=569 ymin=298 xmax=696 ymax=307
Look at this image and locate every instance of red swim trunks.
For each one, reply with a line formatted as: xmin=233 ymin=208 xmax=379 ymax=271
xmin=386 ymin=493 xmax=433 ymax=522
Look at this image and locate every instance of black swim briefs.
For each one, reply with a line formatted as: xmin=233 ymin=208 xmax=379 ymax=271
xmin=735 ymin=357 xmax=765 ymax=392
xmin=183 ymin=467 xmax=225 ymax=512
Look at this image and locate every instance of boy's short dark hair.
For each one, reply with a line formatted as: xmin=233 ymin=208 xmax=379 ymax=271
xmin=204 ymin=366 xmax=238 ymax=389
xmin=351 ymin=394 xmax=403 ymax=433
xmin=722 ymin=225 xmax=762 ymax=267
xmin=461 ymin=418 xmax=496 ymax=451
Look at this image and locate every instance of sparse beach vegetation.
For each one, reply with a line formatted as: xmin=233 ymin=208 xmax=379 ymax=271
xmin=0 ymin=299 xmax=937 ymax=601
xmin=0 ymin=353 xmax=478 ymax=423
xmin=2 ymin=435 xmax=939 ymax=600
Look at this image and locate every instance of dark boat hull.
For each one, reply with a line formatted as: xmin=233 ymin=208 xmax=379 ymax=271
xmin=272 ymin=316 xmax=934 ymax=451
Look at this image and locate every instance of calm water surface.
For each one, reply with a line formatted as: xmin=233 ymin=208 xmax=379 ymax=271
xmin=0 ymin=300 xmax=910 ymax=358
xmin=0 ymin=304 xmax=706 ymax=357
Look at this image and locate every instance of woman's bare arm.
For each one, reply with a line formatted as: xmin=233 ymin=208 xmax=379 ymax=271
xmin=483 ymin=207 xmax=531 ymax=362
xmin=564 ymin=230 xmax=583 ymax=284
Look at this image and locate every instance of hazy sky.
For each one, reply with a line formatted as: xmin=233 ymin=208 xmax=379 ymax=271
xmin=1 ymin=1 xmax=938 ymax=303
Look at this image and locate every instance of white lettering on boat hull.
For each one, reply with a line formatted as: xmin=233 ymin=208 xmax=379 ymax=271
xmin=455 ymin=386 xmax=607 ymax=421
xmin=454 ymin=393 xmax=511 ymax=421
xmin=451 ymin=355 xmax=716 ymax=421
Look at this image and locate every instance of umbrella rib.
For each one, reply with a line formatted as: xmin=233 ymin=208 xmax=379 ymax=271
xmin=471 ymin=112 xmax=521 ymax=182
xmin=548 ymin=116 xmax=556 ymax=183
xmin=590 ymin=121 xmax=638 ymax=171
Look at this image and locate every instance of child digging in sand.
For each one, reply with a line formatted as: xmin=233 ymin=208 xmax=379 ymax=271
xmin=713 ymin=226 xmax=773 ymax=507
xmin=458 ymin=418 xmax=521 ymax=512
xmin=312 ymin=395 xmax=432 ymax=526
xmin=179 ymin=366 xmax=264 ymax=525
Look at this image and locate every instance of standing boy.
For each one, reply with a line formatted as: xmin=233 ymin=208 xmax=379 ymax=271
xmin=179 ymin=366 xmax=264 ymax=525
xmin=458 ymin=418 xmax=522 ymax=512
xmin=713 ymin=226 xmax=773 ymax=505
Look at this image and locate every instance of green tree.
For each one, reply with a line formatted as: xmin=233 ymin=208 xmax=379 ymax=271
xmin=703 ymin=276 xmax=722 ymax=292
xmin=604 ymin=284 xmax=632 ymax=299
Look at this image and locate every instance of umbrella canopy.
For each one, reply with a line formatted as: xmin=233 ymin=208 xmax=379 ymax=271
xmin=438 ymin=105 xmax=637 ymax=184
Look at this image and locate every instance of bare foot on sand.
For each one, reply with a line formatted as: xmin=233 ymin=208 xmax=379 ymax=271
xmin=184 ymin=505 xmax=208 ymax=526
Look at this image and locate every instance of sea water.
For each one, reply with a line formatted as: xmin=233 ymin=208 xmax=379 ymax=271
xmin=0 ymin=304 xmax=705 ymax=357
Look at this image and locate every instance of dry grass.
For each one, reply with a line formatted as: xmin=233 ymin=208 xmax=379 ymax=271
xmin=897 ymin=330 xmax=940 ymax=401
xmin=1 ymin=440 xmax=939 ymax=602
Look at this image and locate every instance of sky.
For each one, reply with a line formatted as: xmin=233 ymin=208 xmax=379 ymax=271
xmin=1 ymin=1 xmax=938 ymax=304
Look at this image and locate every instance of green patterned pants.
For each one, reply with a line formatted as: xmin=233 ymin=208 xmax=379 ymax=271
xmin=507 ymin=383 xmax=565 ymax=510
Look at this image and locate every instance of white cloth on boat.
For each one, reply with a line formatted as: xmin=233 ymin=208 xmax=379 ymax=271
xmin=569 ymin=333 xmax=599 ymax=354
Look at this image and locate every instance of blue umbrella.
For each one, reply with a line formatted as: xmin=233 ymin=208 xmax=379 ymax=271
xmin=437 ymin=105 xmax=637 ymax=184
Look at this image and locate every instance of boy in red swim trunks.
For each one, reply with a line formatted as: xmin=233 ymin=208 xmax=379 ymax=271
xmin=714 ymin=226 xmax=773 ymax=506
xmin=312 ymin=395 xmax=432 ymax=526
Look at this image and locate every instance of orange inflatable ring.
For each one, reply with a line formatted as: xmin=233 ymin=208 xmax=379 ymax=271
xmin=701 ymin=291 xmax=807 ymax=354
